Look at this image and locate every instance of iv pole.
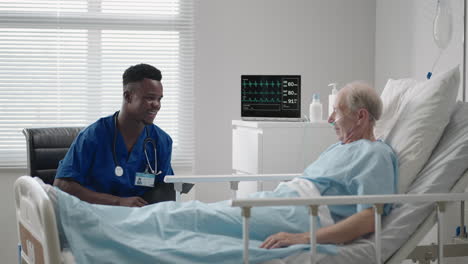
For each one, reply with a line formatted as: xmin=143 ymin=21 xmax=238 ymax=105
xmin=463 ymin=0 xmax=467 ymax=102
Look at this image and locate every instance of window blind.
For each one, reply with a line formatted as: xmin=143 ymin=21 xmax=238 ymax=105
xmin=0 ymin=0 xmax=195 ymax=169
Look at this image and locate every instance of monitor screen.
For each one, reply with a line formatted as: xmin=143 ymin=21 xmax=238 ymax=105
xmin=241 ymin=75 xmax=301 ymax=119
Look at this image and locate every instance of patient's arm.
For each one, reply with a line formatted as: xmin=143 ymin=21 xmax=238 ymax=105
xmin=315 ymin=207 xmax=375 ymax=244
xmin=53 ymin=178 xmax=148 ymax=207
xmin=260 ymin=207 xmax=374 ymax=249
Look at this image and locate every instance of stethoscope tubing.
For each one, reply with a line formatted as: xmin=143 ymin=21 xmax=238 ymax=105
xmin=113 ymin=112 xmax=159 ymax=177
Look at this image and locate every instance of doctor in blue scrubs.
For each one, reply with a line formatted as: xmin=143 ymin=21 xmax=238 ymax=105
xmin=54 ymin=63 xmax=174 ymax=207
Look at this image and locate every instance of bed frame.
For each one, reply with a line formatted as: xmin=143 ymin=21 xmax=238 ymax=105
xmin=14 ymin=173 xmax=468 ymax=264
xmin=15 ymin=176 xmax=61 ymax=264
xmin=166 ymin=172 xmax=468 ymax=264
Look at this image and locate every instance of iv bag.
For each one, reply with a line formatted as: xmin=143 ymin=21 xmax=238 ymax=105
xmin=433 ymin=0 xmax=453 ymax=50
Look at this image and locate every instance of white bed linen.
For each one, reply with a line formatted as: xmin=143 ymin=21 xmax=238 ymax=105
xmin=61 ymin=249 xmax=75 ymax=264
xmin=279 ymin=178 xmax=334 ymax=227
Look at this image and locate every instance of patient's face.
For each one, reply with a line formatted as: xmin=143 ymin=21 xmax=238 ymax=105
xmin=328 ymin=91 xmax=358 ymax=143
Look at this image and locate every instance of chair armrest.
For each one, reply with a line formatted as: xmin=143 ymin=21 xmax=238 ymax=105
xmin=164 ymin=173 xmax=300 ymax=183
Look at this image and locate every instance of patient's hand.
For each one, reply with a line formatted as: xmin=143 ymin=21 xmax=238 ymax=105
xmin=260 ymin=232 xmax=308 ymax=249
xmin=118 ymin=196 xmax=148 ymax=207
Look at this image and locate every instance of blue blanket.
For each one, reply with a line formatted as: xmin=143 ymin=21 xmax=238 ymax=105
xmin=55 ymin=184 xmax=337 ymax=264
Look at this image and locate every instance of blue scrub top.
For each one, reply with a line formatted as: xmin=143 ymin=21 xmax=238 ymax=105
xmin=56 ymin=111 xmax=174 ymax=197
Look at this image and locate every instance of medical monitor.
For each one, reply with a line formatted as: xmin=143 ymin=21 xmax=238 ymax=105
xmin=241 ymin=75 xmax=301 ymax=121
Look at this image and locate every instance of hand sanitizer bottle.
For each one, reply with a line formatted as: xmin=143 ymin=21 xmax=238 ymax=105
xmin=309 ymin=94 xmax=323 ymax=123
xmin=328 ymin=83 xmax=338 ymax=117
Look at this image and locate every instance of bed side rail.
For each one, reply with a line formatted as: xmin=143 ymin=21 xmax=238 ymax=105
xmin=231 ymin=193 xmax=468 ymax=264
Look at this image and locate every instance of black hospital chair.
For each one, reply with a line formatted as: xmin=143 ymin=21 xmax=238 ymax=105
xmin=22 ymin=127 xmax=191 ymax=204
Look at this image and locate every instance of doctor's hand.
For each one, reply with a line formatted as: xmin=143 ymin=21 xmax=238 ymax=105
xmin=260 ymin=232 xmax=308 ymax=249
xmin=117 ymin=196 xmax=148 ymax=207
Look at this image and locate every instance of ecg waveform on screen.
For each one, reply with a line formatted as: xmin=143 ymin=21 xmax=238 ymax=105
xmin=242 ymin=80 xmax=282 ymax=88
xmin=241 ymin=76 xmax=299 ymax=111
xmin=241 ymin=75 xmax=300 ymax=118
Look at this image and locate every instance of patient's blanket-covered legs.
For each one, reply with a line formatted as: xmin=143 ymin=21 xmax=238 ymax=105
xmin=55 ymin=184 xmax=337 ymax=264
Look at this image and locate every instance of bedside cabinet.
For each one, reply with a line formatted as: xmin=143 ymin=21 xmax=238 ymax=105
xmin=232 ymin=120 xmax=336 ymax=197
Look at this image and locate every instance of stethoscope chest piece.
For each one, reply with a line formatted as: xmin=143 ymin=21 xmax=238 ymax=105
xmin=115 ymin=166 xmax=124 ymax=177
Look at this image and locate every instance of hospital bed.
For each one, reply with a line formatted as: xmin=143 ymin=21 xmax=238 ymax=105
xmin=14 ymin=73 xmax=468 ymax=263
xmin=15 ymin=136 xmax=468 ymax=264
xmin=13 ymin=169 xmax=468 ymax=264
xmin=164 ymin=173 xmax=468 ymax=264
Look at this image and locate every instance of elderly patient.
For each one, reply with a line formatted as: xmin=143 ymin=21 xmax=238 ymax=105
xmin=260 ymin=81 xmax=398 ymax=249
xmin=54 ymin=81 xmax=398 ymax=263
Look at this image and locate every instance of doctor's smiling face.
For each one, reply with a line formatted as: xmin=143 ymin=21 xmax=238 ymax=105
xmin=125 ymin=78 xmax=163 ymax=125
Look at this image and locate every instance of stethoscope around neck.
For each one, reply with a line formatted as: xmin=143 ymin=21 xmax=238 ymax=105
xmin=113 ymin=112 xmax=161 ymax=177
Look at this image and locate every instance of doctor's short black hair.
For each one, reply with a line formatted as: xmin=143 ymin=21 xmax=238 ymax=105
xmin=122 ymin=63 xmax=162 ymax=87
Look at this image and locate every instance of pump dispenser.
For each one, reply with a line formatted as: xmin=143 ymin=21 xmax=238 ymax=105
xmin=328 ymin=83 xmax=338 ymax=117
xmin=309 ymin=93 xmax=323 ymax=123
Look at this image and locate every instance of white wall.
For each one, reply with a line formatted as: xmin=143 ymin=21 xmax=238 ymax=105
xmin=375 ymin=0 xmax=464 ymax=96
xmin=194 ymin=0 xmax=376 ymax=202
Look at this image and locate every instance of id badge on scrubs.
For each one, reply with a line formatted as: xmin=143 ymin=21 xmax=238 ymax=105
xmin=135 ymin=172 xmax=155 ymax=187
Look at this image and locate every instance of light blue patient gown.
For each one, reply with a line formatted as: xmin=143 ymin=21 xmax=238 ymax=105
xmin=301 ymin=139 xmax=398 ymax=222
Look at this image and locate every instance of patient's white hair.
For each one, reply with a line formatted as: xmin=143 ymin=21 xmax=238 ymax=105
xmin=343 ymin=81 xmax=382 ymax=125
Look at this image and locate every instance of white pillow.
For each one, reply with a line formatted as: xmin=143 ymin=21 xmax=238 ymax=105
xmin=375 ymin=78 xmax=420 ymax=136
xmin=371 ymin=101 xmax=468 ymax=261
xmin=409 ymin=101 xmax=468 ymax=194
xmin=375 ymin=66 xmax=460 ymax=193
